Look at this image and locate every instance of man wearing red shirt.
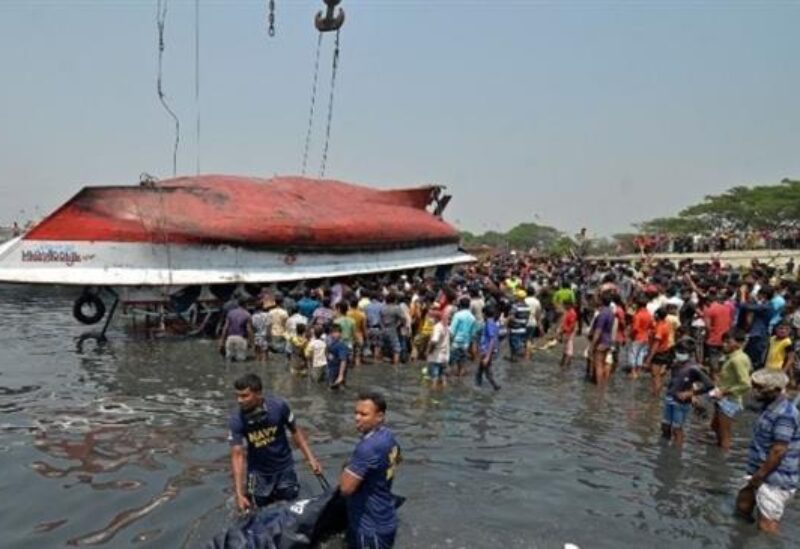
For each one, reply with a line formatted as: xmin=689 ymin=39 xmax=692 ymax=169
xmin=704 ymin=289 xmax=732 ymax=379
xmin=627 ymin=296 xmax=652 ymax=380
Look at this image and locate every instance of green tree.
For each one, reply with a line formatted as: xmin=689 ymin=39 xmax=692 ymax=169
xmin=638 ymin=178 xmax=800 ymax=233
xmin=459 ymin=222 xmax=569 ymax=253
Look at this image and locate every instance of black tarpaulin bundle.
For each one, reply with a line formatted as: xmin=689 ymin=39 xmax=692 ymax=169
xmin=206 ymin=489 xmax=347 ymax=549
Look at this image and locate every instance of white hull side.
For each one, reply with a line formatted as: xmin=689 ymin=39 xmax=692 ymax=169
xmin=0 ymin=238 xmax=473 ymax=286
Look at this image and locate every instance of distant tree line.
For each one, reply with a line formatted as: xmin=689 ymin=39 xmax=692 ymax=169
xmin=459 ymin=179 xmax=800 ymax=256
xmin=460 ymin=222 xmax=575 ymax=256
xmin=635 ymin=178 xmax=800 ymax=234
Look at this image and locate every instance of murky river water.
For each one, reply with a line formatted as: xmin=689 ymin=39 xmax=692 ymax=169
xmin=0 ymin=285 xmax=797 ymax=548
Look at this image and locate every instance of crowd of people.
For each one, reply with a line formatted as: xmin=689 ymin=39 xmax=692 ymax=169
xmin=632 ymin=228 xmax=800 ymax=254
xmin=220 ymin=251 xmax=800 ymax=544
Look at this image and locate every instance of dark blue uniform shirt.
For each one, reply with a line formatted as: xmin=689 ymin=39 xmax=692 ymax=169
xmin=228 ymin=396 xmax=296 ymax=475
xmin=345 ymin=426 xmax=401 ymax=535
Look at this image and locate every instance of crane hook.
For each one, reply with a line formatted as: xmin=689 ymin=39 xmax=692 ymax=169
xmin=315 ymin=0 xmax=345 ymax=33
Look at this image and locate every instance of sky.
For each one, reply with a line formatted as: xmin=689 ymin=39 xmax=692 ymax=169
xmin=0 ymin=0 xmax=798 ymax=238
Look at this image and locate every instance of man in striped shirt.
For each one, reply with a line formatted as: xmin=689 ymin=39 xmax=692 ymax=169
xmin=508 ymin=289 xmax=531 ymax=362
xmin=736 ymin=369 xmax=799 ymax=534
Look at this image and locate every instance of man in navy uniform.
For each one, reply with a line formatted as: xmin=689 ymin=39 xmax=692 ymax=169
xmin=339 ymin=391 xmax=401 ymax=548
xmin=228 ymin=373 xmax=322 ymax=511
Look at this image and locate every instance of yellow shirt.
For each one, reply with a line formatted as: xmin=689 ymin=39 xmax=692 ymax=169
xmin=419 ymin=316 xmax=435 ymax=338
xmin=347 ymin=308 xmax=367 ymax=344
xmin=765 ymin=336 xmax=792 ymax=371
xmin=505 ymin=277 xmax=521 ymax=292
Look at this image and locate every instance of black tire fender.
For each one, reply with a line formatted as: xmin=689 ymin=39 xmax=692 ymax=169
xmin=73 ymin=293 xmax=106 ymax=325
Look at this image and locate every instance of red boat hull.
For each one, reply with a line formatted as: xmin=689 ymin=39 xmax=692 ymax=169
xmin=26 ymin=175 xmax=458 ymax=251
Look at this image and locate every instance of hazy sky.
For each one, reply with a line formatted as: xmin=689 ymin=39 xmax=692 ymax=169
xmin=1 ymin=1 xmax=798 ymax=237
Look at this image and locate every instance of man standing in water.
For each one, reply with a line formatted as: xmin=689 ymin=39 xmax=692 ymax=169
xmin=736 ymin=369 xmax=799 ymax=534
xmin=711 ymin=329 xmax=752 ymax=450
xmin=476 ymin=305 xmax=501 ymax=390
xmin=339 ymin=391 xmax=402 ymax=549
xmin=662 ymin=337 xmax=714 ymax=447
xmin=449 ymin=296 xmax=477 ymax=376
xmin=228 ymin=373 xmax=322 ymax=511
xmin=589 ymin=292 xmax=614 ymax=385
xmin=219 ymin=297 xmax=253 ymax=361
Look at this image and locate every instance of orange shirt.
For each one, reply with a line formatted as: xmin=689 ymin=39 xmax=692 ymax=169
xmin=652 ymin=320 xmax=672 ymax=354
xmin=631 ymin=308 xmax=653 ymax=343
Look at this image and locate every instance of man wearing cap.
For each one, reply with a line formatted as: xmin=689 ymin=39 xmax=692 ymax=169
xmin=736 ymin=369 xmax=800 ymax=534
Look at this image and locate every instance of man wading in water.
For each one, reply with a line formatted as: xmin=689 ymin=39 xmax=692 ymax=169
xmin=339 ymin=391 xmax=402 ymax=549
xmin=228 ymin=373 xmax=322 ymax=511
xmin=736 ymin=369 xmax=799 ymax=534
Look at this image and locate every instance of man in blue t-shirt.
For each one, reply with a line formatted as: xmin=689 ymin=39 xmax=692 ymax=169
xmin=449 ymin=296 xmax=477 ymax=376
xmin=297 ymin=289 xmax=321 ymax=320
xmin=326 ymin=324 xmax=350 ymax=388
xmin=339 ymin=391 xmax=401 ymax=549
xmin=476 ymin=304 xmax=501 ymax=390
xmin=228 ymin=373 xmax=322 ymax=511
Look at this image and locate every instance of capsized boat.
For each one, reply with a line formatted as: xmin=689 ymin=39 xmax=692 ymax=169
xmin=0 ymin=175 xmax=472 ymax=329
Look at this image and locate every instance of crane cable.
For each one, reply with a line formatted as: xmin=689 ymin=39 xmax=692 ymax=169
xmin=156 ymin=0 xmax=181 ymax=178
xmin=318 ymin=29 xmax=340 ymax=179
xmin=194 ymin=0 xmax=201 ymax=176
xmin=300 ymin=32 xmax=323 ymax=176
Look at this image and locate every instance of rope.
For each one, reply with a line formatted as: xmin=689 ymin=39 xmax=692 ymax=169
xmin=157 ymin=0 xmax=181 ymax=177
xmin=300 ymin=32 xmax=323 ymax=176
xmin=194 ymin=0 xmax=201 ymax=176
xmin=318 ymin=29 xmax=340 ymax=179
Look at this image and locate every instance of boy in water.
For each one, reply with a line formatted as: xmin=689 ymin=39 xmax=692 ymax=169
xmin=305 ymin=325 xmax=327 ymax=382
xmin=662 ymin=337 xmax=715 ymax=447
xmin=765 ymin=322 xmax=794 ymax=376
xmin=628 ymin=295 xmax=652 ymax=380
xmin=476 ymin=305 xmax=501 ymax=390
xmin=288 ymin=323 xmax=309 ymax=375
xmin=251 ymin=301 xmax=271 ymax=363
xmin=559 ymin=299 xmax=578 ymax=367
xmin=426 ymin=308 xmax=450 ymax=389
xmin=326 ymin=324 xmax=349 ymax=389
xmin=646 ymin=308 xmax=674 ymax=396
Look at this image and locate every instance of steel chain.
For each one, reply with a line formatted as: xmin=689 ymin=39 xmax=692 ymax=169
xmin=268 ymin=0 xmax=276 ymax=37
